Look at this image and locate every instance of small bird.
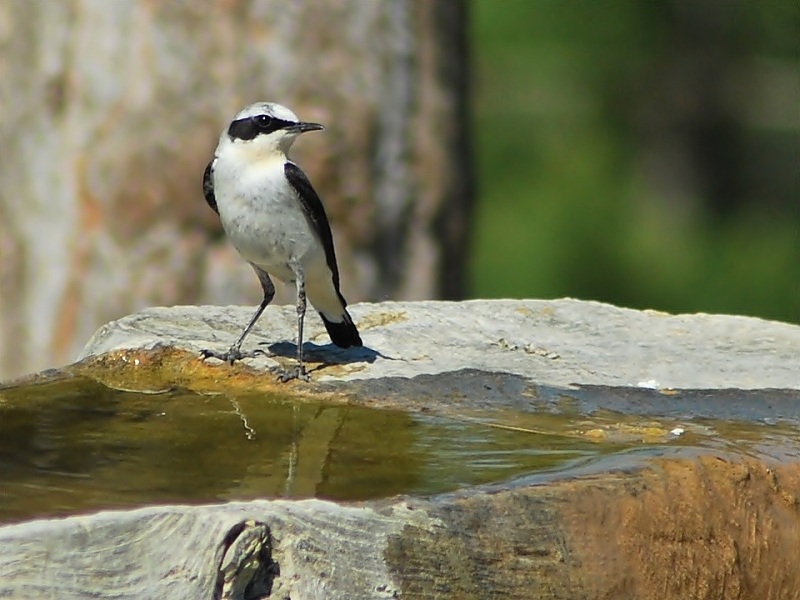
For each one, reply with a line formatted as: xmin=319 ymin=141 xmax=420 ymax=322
xmin=201 ymin=102 xmax=362 ymax=381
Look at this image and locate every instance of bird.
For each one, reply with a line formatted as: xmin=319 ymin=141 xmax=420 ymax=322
xmin=200 ymin=102 xmax=362 ymax=381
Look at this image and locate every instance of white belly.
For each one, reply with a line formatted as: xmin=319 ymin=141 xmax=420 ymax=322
xmin=215 ymin=158 xmax=325 ymax=285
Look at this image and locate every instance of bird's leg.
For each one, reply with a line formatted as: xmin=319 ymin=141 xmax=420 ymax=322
xmin=296 ymin=281 xmax=308 ymax=379
xmin=201 ymin=298 xmax=270 ymax=364
xmin=278 ymin=278 xmax=310 ymax=382
xmin=202 ymin=268 xmax=276 ymax=365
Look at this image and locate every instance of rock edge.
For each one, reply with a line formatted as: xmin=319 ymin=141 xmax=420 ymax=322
xmin=78 ymin=299 xmax=800 ymax=390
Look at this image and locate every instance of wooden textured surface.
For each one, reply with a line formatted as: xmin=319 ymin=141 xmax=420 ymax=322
xmin=1 ymin=456 xmax=798 ymax=600
xmin=0 ymin=0 xmax=472 ymax=380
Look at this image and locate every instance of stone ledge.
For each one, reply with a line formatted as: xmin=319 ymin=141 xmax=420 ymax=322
xmin=2 ymin=299 xmax=799 ymax=599
xmin=0 ymin=456 xmax=797 ymax=600
xmin=77 ymin=299 xmax=800 ymax=391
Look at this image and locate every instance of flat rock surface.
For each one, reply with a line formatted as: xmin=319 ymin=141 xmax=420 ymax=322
xmin=3 ymin=300 xmax=799 ymax=599
xmin=78 ymin=299 xmax=800 ymax=390
xmin=1 ymin=456 xmax=798 ymax=600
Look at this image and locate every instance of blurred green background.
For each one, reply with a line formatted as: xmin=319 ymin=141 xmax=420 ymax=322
xmin=469 ymin=1 xmax=798 ymax=323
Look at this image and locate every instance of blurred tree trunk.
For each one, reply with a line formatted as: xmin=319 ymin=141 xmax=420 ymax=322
xmin=0 ymin=0 xmax=473 ymax=380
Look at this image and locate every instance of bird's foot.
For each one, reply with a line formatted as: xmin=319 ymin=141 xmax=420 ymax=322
xmin=273 ymin=364 xmax=310 ymax=383
xmin=200 ymin=346 xmax=263 ymax=365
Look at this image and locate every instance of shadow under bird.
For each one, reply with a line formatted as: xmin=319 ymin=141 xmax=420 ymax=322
xmin=201 ymin=102 xmax=362 ymax=381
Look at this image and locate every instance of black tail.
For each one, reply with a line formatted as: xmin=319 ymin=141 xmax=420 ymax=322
xmin=319 ymin=311 xmax=362 ymax=348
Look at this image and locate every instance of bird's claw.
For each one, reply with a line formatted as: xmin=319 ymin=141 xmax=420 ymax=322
xmin=273 ymin=365 xmax=310 ymax=383
xmin=200 ymin=347 xmax=264 ymax=365
xmin=202 ymin=347 xmax=308 ymax=382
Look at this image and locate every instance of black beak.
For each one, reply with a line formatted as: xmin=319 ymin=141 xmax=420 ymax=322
xmin=288 ymin=121 xmax=324 ymax=134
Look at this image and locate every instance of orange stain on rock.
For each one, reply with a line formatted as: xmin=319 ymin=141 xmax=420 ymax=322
xmin=562 ymin=455 xmax=800 ymax=600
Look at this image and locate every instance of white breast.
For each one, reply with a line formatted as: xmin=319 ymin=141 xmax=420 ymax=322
xmin=212 ymin=151 xmax=325 ymax=284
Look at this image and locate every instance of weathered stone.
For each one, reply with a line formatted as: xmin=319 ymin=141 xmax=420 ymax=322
xmin=77 ymin=299 xmax=800 ymax=391
xmin=0 ymin=456 xmax=797 ymax=600
xmin=1 ymin=299 xmax=798 ymax=599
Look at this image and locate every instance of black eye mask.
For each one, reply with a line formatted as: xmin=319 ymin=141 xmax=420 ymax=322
xmin=227 ymin=115 xmax=293 ymax=140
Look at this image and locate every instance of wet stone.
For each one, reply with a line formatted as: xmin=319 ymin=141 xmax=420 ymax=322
xmin=0 ymin=299 xmax=798 ymax=599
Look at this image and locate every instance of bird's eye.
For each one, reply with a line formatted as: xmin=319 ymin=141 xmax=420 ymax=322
xmin=254 ymin=115 xmax=273 ymax=129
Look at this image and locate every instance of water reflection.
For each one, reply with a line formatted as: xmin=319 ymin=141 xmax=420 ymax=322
xmin=0 ymin=377 xmax=587 ymax=523
xmin=0 ymin=376 xmax=797 ymax=524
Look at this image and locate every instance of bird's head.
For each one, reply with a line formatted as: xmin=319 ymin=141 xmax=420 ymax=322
xmin=219 ymin=102 xmax=324 ymax=158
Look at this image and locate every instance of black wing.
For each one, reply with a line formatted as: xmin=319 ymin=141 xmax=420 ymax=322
xmin=202 ymin=160 xmax=218 ymax=214
xmin=284 ymin=161 xmax=342 ymax=290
